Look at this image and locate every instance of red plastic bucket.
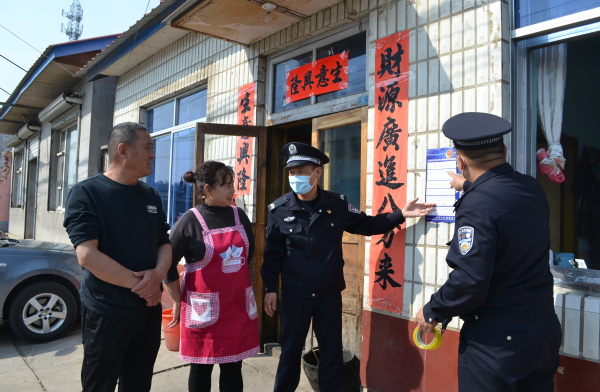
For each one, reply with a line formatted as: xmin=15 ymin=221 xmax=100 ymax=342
xmin=162 ymin=309 xmax=180 ymax=351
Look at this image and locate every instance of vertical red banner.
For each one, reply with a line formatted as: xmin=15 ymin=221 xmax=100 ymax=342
xmin=369 ymin=30 xmax=410 ymax=314
xmin=237 ymin=82 xmax=255 ymax=126
xmin=235 ymin=82 xmax=255 ymax=196
xmin=234 ymin=137 xmax=253 ymax=196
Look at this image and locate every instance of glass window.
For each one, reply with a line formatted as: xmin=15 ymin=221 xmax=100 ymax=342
xmin=169 ymin=128 xmax=195 ymax=224
xmin=316 ymin=32 xmax=367 ymax=103
xmin=145 ymin=134 xmax=171 ymax=215
xmin=55 ymin=132 xmax=66 ymax=209
xmin=54 ymin=124 xmax=79 ymax=210
xmin=11 ymin=149 xmax=24 ymax=208
xmin=178 ymin=90 xmax=207 ymax=125
xmin=515 ymin=0 xmax=600 ymax=28
xmin=147 ymin=101 xmax=175 ymax=133
xmin=143 ymin=88 xmax=207 ymax=224
xmin=65 ymin=126 xmax=79 ymax=199
xmin=319 ymin=123 xmax=361 ymax=208
xmin=272 ymin=51 xmax=313 ymax=113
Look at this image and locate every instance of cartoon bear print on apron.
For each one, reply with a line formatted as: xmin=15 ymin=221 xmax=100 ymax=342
xmin=179 ymin=206 xmax=259 ymax=364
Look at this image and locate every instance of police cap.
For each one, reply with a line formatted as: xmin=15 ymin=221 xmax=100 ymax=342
xmin=442 ymin=112 xmax=512 ymax=150
xmin=282 ymin=142 xmax=330 ymax=168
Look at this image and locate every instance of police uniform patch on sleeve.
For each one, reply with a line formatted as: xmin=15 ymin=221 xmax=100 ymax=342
xmin=340 ymin=194 xmax=345 ymax=200
xmin=458 ymin=226 xmax=474 ymax=255
xmin=348 ymin=204 xmax=360 ymax=214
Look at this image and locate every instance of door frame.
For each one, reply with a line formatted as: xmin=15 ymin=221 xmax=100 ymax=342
xmin=311 ymin=106 xmax=368 ymax=355
xmin=195 ymin=123 xmax=269 ymax=339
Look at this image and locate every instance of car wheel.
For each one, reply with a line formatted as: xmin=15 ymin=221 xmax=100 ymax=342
xmin=9 ymin=281 xmax=78 ymax=343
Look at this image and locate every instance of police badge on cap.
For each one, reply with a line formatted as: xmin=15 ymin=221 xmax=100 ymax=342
xmin=282 ymin=142 xmax=330 ymax=168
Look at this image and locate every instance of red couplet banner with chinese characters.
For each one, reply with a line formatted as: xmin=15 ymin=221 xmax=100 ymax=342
xmin=235 ymin=82 xmax=255 ymax=196
xmin=234 ymin=137 xmax=253 ymax=195
xmin=237 ymin=82 xmax=255 ymax=126
xmin=369 ymin=30 xmax=410 ymax=314
xmin=285 ymin=52 xmax=349 ymax=103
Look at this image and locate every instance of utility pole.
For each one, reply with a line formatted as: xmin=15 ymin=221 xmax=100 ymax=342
xmin=61 ymin=0 xmax=83 ymax=41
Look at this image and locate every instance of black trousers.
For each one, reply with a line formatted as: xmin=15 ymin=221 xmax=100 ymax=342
xmin=188 ymin=361 xmax=243 ymax=392
xmin=81 ymin=303 xmax=162 ymax=392
xmin=274 ymin=293 xmax=344 ymax=392
xmin=458 ymin=314 xmax=562 ymax=392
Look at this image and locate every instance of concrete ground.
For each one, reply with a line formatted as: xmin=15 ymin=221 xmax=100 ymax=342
xmin=0 ymin=322 xmax=314 ymax=392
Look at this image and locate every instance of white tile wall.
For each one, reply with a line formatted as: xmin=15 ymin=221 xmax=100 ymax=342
xmin=463 ymin=10 xmax=476 ymax=49
xmin=405 ymin=245 xmax=414 ymax=282
xmin=414 ymin=246 xmax=425 ymax=282
xmin=384 ymin=0 xmax=506 ymax=330
xmin=403 ymin=282 xmax=413 ymax=317
xmin=412 ymin=283 xmax=424 ymax=318
xmin=425 ymin=246 xmax=437 ymax=284
xmin=436 ymin=249 xmax=449 ymax=285
xmin=428 ymin=95 xmax=439 ymax=130
xmin=428 ymin=59 xmax=440 ymax=94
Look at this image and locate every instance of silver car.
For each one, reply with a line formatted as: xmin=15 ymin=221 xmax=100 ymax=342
xmin=0 ymin=238 xmax=82 ymax=343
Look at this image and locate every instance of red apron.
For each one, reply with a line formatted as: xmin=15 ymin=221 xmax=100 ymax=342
xmin=179 ymin=206 xmax=259 ymax=364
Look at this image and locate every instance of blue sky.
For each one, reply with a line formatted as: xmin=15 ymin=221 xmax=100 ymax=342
xmin=0 ymin=0 xmax=161 ymax=98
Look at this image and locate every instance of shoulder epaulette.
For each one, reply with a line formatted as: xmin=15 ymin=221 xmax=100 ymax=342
xmin=324 ymin=190 xmax=346 ymax=201
xmin=268 ymin=195 xmax=290 ymax=211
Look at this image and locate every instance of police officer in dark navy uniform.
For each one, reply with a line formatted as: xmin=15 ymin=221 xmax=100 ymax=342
xmin=263 ymin=142 xmax=434 ymax=392
xmin=416 ymin=113 xmax=562 ymax=392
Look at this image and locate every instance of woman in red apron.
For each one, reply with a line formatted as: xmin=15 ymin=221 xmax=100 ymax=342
xmin=163 ymin=161 xmax=259 ymax=392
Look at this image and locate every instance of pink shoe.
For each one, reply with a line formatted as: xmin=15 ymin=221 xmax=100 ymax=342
xmin=548 ymin=167 xmax=565 ymax=184
xmin=536 ymin=148 xmax=548 ymax=163
xmin=537 ymin=160 xmax=553 ymax=176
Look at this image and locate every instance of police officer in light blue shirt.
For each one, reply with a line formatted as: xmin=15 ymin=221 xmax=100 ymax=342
xmin=263 ymin=142 xmax=434 ymax=392
xmin=416 ymin=113 xmax=562 ymax=392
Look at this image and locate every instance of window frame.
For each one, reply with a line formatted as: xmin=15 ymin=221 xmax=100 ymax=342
xmin=512 ymin=2 xmax=600 ymax=34
xmin=511 ymin=11 xmax=600 ymax=175
xmin=511 ymin=6 xmax=600 ymax=285
xmin=143 ymin=87 xmax=208 ymax=225
xmin=11 ymin=145 xmax=25 ymax=208
xmin=265 ymin=19 xmax=369 ymax=126
xmin=144 ymin=87 xmax=208 ymax=133
xmin=49 ymin=116 xmax=80 ymax=212
xmin=147 ymin=124 xmax=200 ymax=225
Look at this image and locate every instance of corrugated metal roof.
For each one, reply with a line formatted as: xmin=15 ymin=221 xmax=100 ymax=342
xmin=0 ymin=35 xmax=120 ymax=135
xmin=75 ymin=0 xmax=192 ymax=80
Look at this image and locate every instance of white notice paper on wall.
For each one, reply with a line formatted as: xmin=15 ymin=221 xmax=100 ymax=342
xmin=425 ymin=148 xmax=460 ymax=223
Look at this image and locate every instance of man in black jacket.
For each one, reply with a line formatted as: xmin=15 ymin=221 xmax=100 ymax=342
xmin=262 ymin=142 xmax=434 ymax=392
xmin=64 ymin=122 xmax=172 ymax=392
xmin=416 ymin=113 xmax=561 ymax=392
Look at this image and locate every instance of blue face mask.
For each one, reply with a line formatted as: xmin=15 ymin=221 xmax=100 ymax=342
xmin=289 ymin=169 xmax=317 ymax=195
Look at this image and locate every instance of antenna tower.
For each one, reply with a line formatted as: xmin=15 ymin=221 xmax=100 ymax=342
xmin=61 ymin=0 xmax=83 ymax=41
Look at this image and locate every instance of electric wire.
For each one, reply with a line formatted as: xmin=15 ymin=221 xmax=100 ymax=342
xmin=0 ymin=54 xmax=27 ymax=72
xmin=0 ymin=88 xmax=11 ymax=95
xmin=122 ymin=0 xmax=152 ymax=72
xmin=0 ymin=23 xmax=75 ymax=76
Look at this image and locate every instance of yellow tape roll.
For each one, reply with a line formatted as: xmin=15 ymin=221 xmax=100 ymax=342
xmin=413 ymin=326 xmax=443 ymax=350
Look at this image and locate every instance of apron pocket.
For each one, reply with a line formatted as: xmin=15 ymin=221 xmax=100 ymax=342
xmin=186 ymin=291 xmax=220 ymax=329
xmin=245 ymin=287 xmax=258 ymax=320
